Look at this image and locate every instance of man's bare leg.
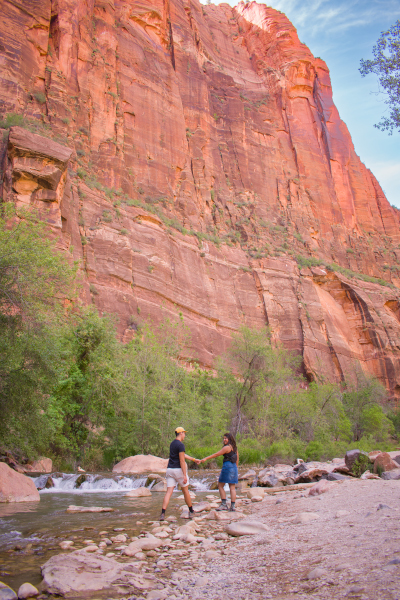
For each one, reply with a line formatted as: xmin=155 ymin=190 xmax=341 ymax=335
xmin=160 ymin=486 xmax=175 ymax=520
xmin=181 ymin=485 xmax=193 ymax=508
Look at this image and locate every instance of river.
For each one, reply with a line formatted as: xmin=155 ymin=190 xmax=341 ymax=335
xmin=0 ymin=470 xmax=220 ymax=594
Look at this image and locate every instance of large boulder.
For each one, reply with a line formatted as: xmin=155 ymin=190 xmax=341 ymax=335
xmin=113 ymin=455 xmax=168 ymax=474
xmin=381 ymin=469 xmax=400 ymax=480
xmin=345 ymin=449 xmax=370 ymax=473
xmin=41 ymin=550 xmax=156 ymax=595
xmin=23 ymin=458 xmax=52 ymax=473
xmin=0 ymin=463 xmax=40 ymax=503
xmin=373 ymin=452 xmax=399 ymax=474
xmin=258 ymin=472 xmax=279 ymax=487
xmin=225 ymin=520 xmax=270 ymax=536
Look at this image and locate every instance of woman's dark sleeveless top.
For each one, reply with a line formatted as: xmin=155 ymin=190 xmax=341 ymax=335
xmin=223 ymin=446 xmax=237 ymax=464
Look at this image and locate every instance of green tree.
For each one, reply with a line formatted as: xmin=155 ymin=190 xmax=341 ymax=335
xmin=342 ymin=371 xmax=388 ymax=441
xmin=0 ymin=206 xmax=77 ymax=455
xmin=359 ymin=20 xmax=400 ymax=134
xmin=48 ymin=308 xmax=122 ymax=462
xmin=217 ymin=326 xmax=300 ymax=437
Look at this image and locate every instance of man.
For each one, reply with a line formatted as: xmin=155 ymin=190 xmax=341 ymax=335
xmin=160 ymin=427 xmax=199 ymax=521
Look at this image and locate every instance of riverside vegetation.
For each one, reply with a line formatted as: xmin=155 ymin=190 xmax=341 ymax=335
xmin=1 ymin=207 xmax=399 ymax=471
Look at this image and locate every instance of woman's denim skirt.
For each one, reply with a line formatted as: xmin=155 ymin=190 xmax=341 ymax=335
xmin=218 ymin=461 xmax=238 ymax=484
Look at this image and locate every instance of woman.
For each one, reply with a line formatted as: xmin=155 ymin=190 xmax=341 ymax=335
xmin=200 ymin=433 xmax=239 ymax=511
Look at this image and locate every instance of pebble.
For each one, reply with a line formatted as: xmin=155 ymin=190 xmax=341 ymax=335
xmin=347 ymin=585 xmax=365 ymax=594
xmin=84 ymin=545 xmax=98 ymax=552
xmin=307 ymin=567 xmax=327 ymax=579
xmin=377 ymin=503 xmax=392 ymax=511
xmin=293 ymin=512 xmax=320 ymax=524
xmin=59 ymin=541 xmax=74 ymax=549
xmin=335 ymin=510 xmax=350 ymax=518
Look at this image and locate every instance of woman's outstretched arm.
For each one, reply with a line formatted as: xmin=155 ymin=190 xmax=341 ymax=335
xmin=200 ymin=445 xmax=231 ymax=463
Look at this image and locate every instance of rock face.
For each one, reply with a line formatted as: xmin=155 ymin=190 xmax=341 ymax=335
xmin=1 ymin=0 xmax=400 ymax=392
xmin=0 ymin=463 xmax=40 ymax=503
xmin=113 ymin=455 xmax=168 ymax=474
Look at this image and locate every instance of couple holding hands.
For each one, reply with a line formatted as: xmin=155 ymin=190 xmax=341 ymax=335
xmin=160 ymin=427 xmax=239 ymax=521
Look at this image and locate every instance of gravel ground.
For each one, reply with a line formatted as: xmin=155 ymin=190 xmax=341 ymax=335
xmin=163 ymin=479 xmax=399 ymax=600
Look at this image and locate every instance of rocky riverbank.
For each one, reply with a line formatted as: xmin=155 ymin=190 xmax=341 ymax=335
xmin=1 ymin=477 xmax=399 ymax=600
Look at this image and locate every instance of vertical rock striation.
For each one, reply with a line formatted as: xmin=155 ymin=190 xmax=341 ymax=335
xmin=0 ymin=0 xmax=400 ymax=394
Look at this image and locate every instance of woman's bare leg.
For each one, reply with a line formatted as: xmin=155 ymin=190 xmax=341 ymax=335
xmin=229 ymin=483 xmax=236 ymax=502
xmin=218 ymin=481 xmax=226 ymax=500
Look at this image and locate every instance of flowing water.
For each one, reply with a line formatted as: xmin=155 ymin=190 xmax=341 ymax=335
xmin=0 ymin=471 xmax=220 ymax=593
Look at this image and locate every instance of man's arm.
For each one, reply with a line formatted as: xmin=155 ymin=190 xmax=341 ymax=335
xmin=179 ymin=451 xmax=188 ymax=484
xmin=185 ymin=453 xmax=200 ymax=464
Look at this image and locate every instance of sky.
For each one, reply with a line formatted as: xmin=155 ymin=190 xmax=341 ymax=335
xmin=203 ymin=0 xmax=400 ymax=207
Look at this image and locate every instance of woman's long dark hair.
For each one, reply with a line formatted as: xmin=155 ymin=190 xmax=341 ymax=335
xmin=223 ymin=432 xmax=237 ymax=453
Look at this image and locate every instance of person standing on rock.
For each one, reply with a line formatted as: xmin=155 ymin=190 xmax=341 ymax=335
xmin=160 ymin=427 xmax=199 ymax=521
xmin=200 ymin=432 xmax=239 ymax=511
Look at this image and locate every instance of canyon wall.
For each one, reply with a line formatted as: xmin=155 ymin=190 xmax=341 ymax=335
xmin=1 ymin=0 xmax=400 ymax=394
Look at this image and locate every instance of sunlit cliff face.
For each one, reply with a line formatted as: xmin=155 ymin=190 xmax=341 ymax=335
xmin=1 ymin=0 xmax=400 ymax=394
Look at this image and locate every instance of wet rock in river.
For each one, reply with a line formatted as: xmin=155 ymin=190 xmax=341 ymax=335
xmin=74 ymin=474 xmax=86 ymax=488
xmin=17 ymin=583 xmax=39 ymax=599
xmin=66 ymin=505 xmax=114 ymax=513
xmin=126 ymin=487 xmax=152 ymax=498
xmin=0 ymin=582 xmax=17 ymax=600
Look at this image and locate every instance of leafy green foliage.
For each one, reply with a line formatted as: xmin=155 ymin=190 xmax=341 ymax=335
xmin=360 ymin=20 xmax=400 ymax=134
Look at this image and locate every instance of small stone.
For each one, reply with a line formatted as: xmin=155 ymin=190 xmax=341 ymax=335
xmin=59 ymin=541 xmax=74 ymax=550
xmin=307 ymin=567 xmax=327 ymax=579
xmin=275 ymin=498 xmax=283 ymax=504
xmin=377 ymin=503 xmax=392 ymax=511
xmin=195 ymin=576 xmax=210 ymax=587
xmin=294 ymin=512 xmax=320 ymax=524
xmin=106 ymin=552 xmax=115 ymax=557
xmin=114 ymin=527 xmax=125 ymax=531
xmin=146 ymin=590 xmax=168 ymax=600
xmin=111 ymin=534 xmax=127 ymax=543
xmin=335 ymin=510 xmax=350 ymax=518
xmin=17 ymin=583 xmax=39 ymax=599
xmin=204 ymin=550 xmax=220 ymax=559
xmin=251 ymin=495 xmax=263 ymax=502
xmin=246 ymin=488 xmax=265 ymax=499
xmin=386 ymin=558 xmax=400 ymax=565
xmin=346 ymin=585 xmax=364 ymax=595
xmin=84 ymin=545 xmax=99 ymax=552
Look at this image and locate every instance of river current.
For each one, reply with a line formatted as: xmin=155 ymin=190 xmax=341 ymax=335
xmin=0 ymin=470 xmax=221 ymax=593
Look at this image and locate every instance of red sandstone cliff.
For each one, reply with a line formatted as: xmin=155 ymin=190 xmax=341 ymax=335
xmin=1 ymin=0 xmax=400 ymax=394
